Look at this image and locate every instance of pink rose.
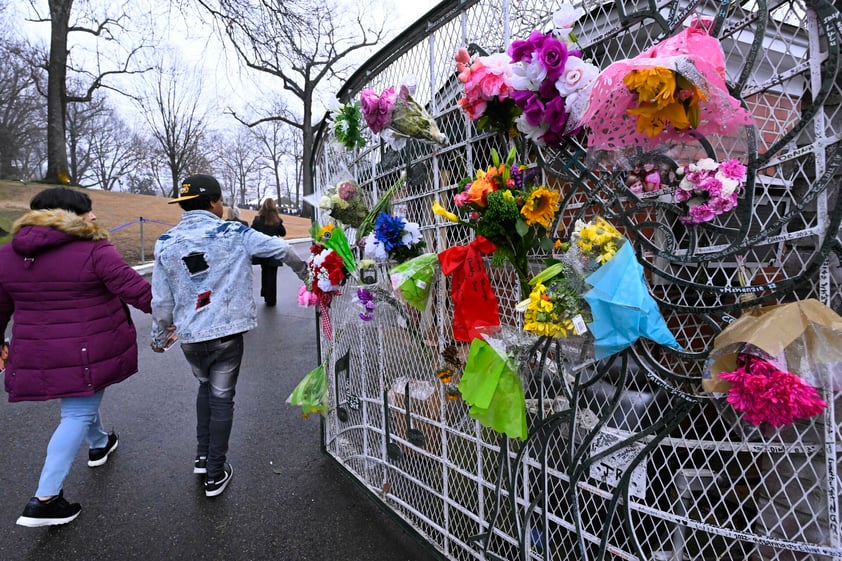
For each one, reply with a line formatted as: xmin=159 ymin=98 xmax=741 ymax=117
xmin=360 ymin=87 xmax=397 ymax=133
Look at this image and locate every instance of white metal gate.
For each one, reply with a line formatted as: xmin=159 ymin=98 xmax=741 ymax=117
xmin=311 ymin=0 xmax=842 ymax=559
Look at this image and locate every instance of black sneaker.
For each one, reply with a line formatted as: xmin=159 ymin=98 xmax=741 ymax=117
xmin=193 ymin=455 xmax=208 ymax=475
xmin=88 ymin=432 xmax=119 ymax=467
xmin=16 ymin=490 xmax=81 ymax=527
xmin=204 ymin=463 xmax=233 ymax=497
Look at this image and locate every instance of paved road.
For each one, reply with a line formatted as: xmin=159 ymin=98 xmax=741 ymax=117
xmin=0 ymin=254 xmax=431 ymax=561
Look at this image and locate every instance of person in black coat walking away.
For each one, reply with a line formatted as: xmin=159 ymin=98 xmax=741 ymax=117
xmin=251 ymin=198 xmax=286 ymax=306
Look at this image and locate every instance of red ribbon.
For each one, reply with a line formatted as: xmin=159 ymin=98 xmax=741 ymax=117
xmin=438 ymin=236 xmax=500 ymax=342
xmin=319 ymin=301 xmax=333 ymax=341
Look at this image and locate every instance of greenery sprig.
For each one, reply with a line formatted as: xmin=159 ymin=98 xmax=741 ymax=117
xmin=333 ymin=101 xmax=367 ymax=151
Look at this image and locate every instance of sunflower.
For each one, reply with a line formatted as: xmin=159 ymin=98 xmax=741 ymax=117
xmin=521 ymin=187 xmax=560 ymax=229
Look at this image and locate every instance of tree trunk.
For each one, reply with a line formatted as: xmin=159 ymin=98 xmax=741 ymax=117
xmin=45 ymin=0 xmax=72 ymax=184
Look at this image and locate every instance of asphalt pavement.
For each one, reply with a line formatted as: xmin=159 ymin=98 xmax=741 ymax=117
xmin=0 ymin=253 xmax=432 ymax=561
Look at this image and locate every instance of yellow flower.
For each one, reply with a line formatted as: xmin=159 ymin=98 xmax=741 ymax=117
xmin=432 ymin=200 xmax=459 ymax=223
xmin=521 ymin=187 xmax=560 ymax=229
xmin=623 ymin=67 xmax=676 ymax=107
xmin=318 ymin=223 xmax=335 ymax=239
xmin=623 ymin=67 xmax=710 ymax=136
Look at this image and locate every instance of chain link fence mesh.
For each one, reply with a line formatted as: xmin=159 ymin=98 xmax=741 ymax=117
xmin=312 ymin=0 xmax=842 ymax=559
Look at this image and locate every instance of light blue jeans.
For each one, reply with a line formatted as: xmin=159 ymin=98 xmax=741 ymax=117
xmin=36 ymin=390 xmax=109 ymax=497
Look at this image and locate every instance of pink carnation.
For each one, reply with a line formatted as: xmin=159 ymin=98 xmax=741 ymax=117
xmin=719 ymin=355 xmax=826 ymax=427
xmin=297 ymin=284 xmax=319 ymax=307
xmin=719 ymin=159 xmax=747 ymax=180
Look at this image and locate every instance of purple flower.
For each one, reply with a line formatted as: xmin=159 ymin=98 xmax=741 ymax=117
xmin=536 ymin=36 xmax=568 ymax=82
xmin=508 ymin=30 xmax=547 ymax=63
xmin=357 ymin=287 xmax=375 ymax=321
xmin=512 ymin=90 xmax=545 ymax=127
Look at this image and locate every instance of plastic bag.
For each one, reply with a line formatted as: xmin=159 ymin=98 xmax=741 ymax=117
xmin=389 ymin=253 xmax=438 ymax=311
xmin=286 ymin=363 xmax=328 ymax=418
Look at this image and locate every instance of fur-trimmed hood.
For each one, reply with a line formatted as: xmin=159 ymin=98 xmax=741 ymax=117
xmin=11 ymin=209 xmax=110 ymax=258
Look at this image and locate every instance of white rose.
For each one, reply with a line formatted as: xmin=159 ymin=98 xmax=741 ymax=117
xmin=697 ymin=158 xmax=718 ymax=171
xmin=678 ymin=178 xmax=696 ymax=191
xmin=552 ymin=4 xmax=585 ymax=31
xmin=318 ymin=195 xmax=333 ymax=210
xmin=718 ymin=176 xmax=740 ymax=196
xmin=514 ymin=114 xmax=549 ymax=144
xmin=555 ymin=58 xmax=599 ymax=97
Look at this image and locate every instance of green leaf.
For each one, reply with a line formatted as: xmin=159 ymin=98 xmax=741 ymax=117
xmin=515 ymin=218 xmax=529 ymax=237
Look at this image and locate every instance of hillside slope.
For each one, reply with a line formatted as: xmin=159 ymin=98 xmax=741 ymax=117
xmin=0 ymin=181 xmax=312 ymax=264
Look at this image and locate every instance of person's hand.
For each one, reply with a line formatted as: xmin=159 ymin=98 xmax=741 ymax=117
xmin=152 ymin=325 xmax=177 ymax=353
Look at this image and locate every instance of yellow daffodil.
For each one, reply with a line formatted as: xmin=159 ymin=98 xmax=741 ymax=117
xmin=521 ymin=187 xmax=560 ymax=229
xmin=432 ymin=200 xmax=459 ymax=223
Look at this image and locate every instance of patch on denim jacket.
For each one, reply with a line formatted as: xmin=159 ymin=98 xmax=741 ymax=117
xmin=182 ymin=252 xmax=209 ymax=275
xmin=196 ymin=290 xmax=212 ymax=310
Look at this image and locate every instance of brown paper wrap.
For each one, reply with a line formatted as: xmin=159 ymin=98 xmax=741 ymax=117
xmin=703 ymin=299 xmax=842 ymax=393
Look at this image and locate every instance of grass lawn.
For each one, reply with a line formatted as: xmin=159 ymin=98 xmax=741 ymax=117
xmin=0 ymin=181 xmax=312 ymax=264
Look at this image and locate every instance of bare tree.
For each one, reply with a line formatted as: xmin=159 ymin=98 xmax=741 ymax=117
xmin=194 ymin=0 xmax=386 ymax=207
xmin=24 ymin=0 xmax=153 ymax=184
xmin=252 ymin=101 xmax=301 ymax=204
xmin=0 ymin=38 xmax=46 ymax=180
xmin=86 ymin=110 xmax=145 ymax=191
xmin=137 ymin=62 xmax=211 ymax=197
xmin=217 ymin=127 xmax=262 ymax=207
xmin=65 ymin=88 xmax=107 ymax=185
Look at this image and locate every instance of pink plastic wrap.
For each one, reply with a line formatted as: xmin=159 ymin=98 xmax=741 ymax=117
xmin=580 ymin=20 xmax=754 ymax=167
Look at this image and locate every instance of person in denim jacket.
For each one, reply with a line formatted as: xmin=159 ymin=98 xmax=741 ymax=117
xmin=150 ymin=174 xmax=307 ymax=498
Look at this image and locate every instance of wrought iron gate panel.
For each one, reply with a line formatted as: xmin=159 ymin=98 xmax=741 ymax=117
xmin=311 ymin=0 xmax=842 ymax=559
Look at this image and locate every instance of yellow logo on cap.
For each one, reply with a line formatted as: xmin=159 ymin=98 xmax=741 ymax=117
xmin=180 ymin=182 xmax=192 ymax=195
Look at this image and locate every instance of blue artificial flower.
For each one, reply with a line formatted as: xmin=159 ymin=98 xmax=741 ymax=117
xmin=374 ymin=212 xmax=407 ymax=253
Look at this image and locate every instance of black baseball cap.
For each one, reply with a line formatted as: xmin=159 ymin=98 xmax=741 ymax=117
xmin=169 ymin=174 xmax=222 ymax=204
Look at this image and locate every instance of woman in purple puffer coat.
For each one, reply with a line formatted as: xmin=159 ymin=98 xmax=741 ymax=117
xmin=0 ymin=187 xmax=152 ymax=528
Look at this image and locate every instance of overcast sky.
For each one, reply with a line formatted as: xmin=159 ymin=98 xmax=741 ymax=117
xmin=13 ymin=0 xmax=443 ymax=129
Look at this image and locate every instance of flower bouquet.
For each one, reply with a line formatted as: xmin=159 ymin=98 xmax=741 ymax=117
xmin=318 ymin=178 xmax=369 ymax=228
xmin=300 ymin=223 xmax=356 ymax=309
xmin=570 ymin=216 xmax=624 ymax=271
xmin=579 ymin=18 xmax=754 ymax=165
xmin=433 ymin=146 xmax=559 ymax=295
xmin=569 ymin=217 xmax=680 ymax=359
xmin=719 ymin=354 xmax=826 ymax=427
xmin=286 ymin=361 xmax=328 ymax=419
xmin=332 ymin=101 xmax=366 ymax=151
xmin=674 ymin=157 xmax=747 ymax=224
xmin=503 ymin=5 xmax=599 ymax=146
xmin=454 ymin=48 xmax=522 ymax=137
xmin=360 ymin=84 xmax=447 ymax=148
xmin=516 ymin=262 xmax=590 ymax=338
xmin=389 ymin=253 xmax=439 ymax=311
xmin=362 ymin=212 xmax=426 ymax=264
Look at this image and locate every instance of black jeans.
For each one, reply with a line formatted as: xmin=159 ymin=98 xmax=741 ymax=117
xmin=181 ymin=333 xmax=244 ymax=478
xmin=260 ymin=265 xmax=278 ymax=304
